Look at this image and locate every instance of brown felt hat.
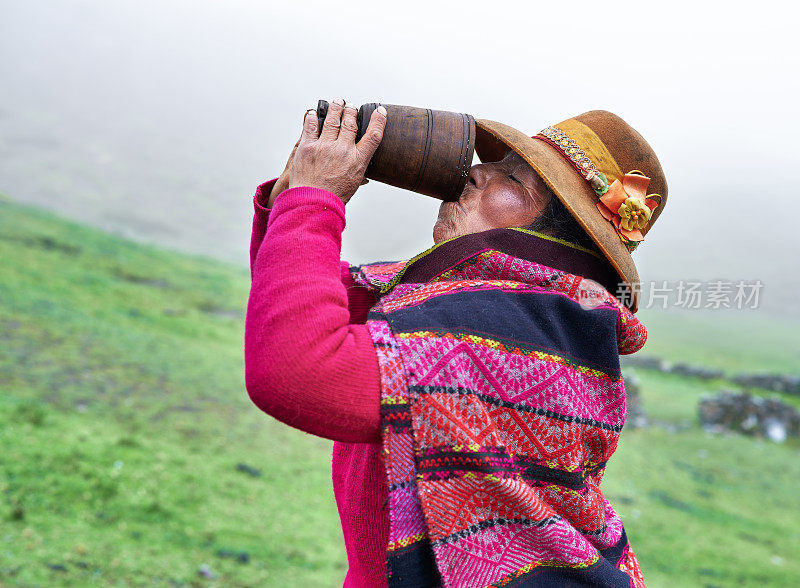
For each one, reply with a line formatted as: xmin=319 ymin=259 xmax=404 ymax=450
xmin=475 ymin=111 xmax=668 ymax=314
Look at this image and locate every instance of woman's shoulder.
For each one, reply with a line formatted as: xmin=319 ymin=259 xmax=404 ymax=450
xmin=349 ymin=260 xmax=409 ymax=291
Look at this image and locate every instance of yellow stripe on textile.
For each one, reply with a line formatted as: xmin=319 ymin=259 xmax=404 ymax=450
xmin=387 ymin=532 xmax=427 ymax=552
xmin=556 ymin=119 xmax=623 ymax=183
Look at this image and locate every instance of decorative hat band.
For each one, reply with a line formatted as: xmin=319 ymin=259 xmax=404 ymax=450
xmin=534 ymin=123 xmax=662 ymax=253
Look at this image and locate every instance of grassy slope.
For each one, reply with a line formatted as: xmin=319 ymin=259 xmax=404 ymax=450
xmin=604 ymin=370 xmax=800 ymax=587
xmin=1 ymin=197 xmax=799 ymax=587
xmin=0 ymin=198 xmax=345 ymax=587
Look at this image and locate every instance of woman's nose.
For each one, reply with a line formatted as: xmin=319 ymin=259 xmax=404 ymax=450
xmin=468 ymin=164 xmax=489 ymax=189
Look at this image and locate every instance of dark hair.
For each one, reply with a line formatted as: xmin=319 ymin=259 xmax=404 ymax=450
xmin=522 ymin=187 xmax=601 ymax=255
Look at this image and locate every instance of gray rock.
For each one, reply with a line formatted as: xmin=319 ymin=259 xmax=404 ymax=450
xmin=236 ymin=463 xmax=262 ymax=477
xmin=732 ymin=373 xmax=800 ymax=396
xmin=198 ymin=563 xmax=217 ymax=579
xmin=623 ymin=373 xmax=648 ymax=429
xmin=621 ymin=356 xmax=725 ymax=380
xmin=621 ymin=355 xmax=669 ymax=372
xmin=669 ymin=363 xmax=725 ymax=380
xmin=698 ymin=391 xmax=800 ymax=442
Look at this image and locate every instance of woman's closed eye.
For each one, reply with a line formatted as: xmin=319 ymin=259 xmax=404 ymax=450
xmin=509 ymin=174 xmax=522 ymax=185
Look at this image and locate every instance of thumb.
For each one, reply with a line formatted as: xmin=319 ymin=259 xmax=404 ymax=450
xmin=285 ymin=137 xmax=301 ymax=170
xmin=356 ymin=105 xmax=387 ymax=164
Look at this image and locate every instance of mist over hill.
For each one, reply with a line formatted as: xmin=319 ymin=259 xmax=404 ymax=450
xmin=2 ymin=1 xmax=797 ymax=318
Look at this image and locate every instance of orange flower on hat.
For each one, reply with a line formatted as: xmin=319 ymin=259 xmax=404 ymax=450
xmin=596 ymin=173 xmax=660 ymax=242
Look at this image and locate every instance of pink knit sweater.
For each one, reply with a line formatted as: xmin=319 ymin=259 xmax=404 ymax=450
xmin=244 ymin=179 xmax=389 ymax=587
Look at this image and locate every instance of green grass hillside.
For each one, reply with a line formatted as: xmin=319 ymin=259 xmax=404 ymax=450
xmin=1 ymin=196 xmax=799 ymax=587
xmin=0 ymin=197 xmax=345 ymax=587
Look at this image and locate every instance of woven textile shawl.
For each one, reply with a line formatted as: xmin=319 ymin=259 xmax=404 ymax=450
xmin=351 ymin=227 xmax=647 ymax=588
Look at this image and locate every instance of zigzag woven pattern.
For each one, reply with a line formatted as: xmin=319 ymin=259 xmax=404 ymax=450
xmin=353 ymin=228 xmax=647 ymax=588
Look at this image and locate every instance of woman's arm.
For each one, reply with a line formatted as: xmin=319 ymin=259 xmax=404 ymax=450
xmin=250 ymin=178 xmax=377 ymax=321
xmin=245 ymin=182 xmax=381 ymax=443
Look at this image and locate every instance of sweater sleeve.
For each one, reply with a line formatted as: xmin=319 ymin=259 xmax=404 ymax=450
xmin=245 ymin=181 xmax=381 ymax=443
xmin=250 ymin=179 xmax=378 ymax=322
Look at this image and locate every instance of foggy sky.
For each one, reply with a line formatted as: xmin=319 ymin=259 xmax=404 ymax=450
xmin=1 ymin=0 xmax=798 ymax=316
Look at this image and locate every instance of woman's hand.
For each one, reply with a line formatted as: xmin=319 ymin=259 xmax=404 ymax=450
xmin=288 ymin=99 xmax=387 ymax=205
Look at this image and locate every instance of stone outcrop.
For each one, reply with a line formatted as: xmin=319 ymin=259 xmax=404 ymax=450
xmin=621 ymin=355 xmax=669 ymax=372
xmin=623 ymin=372 xmax=647 ymax=429
xmin=731 ymin=373 xmax=800 ymax=396
xmin=620 ymin=355 xmax=724 ymax=380
xmin=668 ymin=363 xmax=725 ymax=380
xmin=698 ymin=390 xmax=800 ymax=443
xmin=622 ymin=355 xmax=800 ymax=396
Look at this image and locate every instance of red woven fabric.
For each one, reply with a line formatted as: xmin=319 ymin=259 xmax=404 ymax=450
xmin=245 ymin=179 xmax=648 ymax=587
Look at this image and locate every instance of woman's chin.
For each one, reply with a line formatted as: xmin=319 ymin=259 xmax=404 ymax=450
xmin=433 ymin=220 xmax=455 ymax=244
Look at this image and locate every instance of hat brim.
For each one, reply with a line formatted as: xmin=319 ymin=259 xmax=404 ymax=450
xmin=475 ymin=119 xmax=640 ymax=313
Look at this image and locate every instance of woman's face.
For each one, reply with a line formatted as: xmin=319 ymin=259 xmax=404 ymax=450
xmin=432 ymin=150 xmax=552 ymax=243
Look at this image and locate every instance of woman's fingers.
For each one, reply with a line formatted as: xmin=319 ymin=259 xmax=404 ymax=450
xmin=300 ymin=109 xmax=319 ymax=144
xmin=339 ymin=105 xmax=359 ymax=144
xmin=319 ymin=98 xmax=345 ymax=141
xmin=285 ymin=137 xmax=300 ymax=168
xmin=289 ymin=99 xmax=383 ymax=204
xmin=356 ymin=105 xmax=387 ymax=165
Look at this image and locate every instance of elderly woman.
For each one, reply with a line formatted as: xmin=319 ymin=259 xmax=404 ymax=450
xmin=245 ymin=99 xmax=667 ymax=588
